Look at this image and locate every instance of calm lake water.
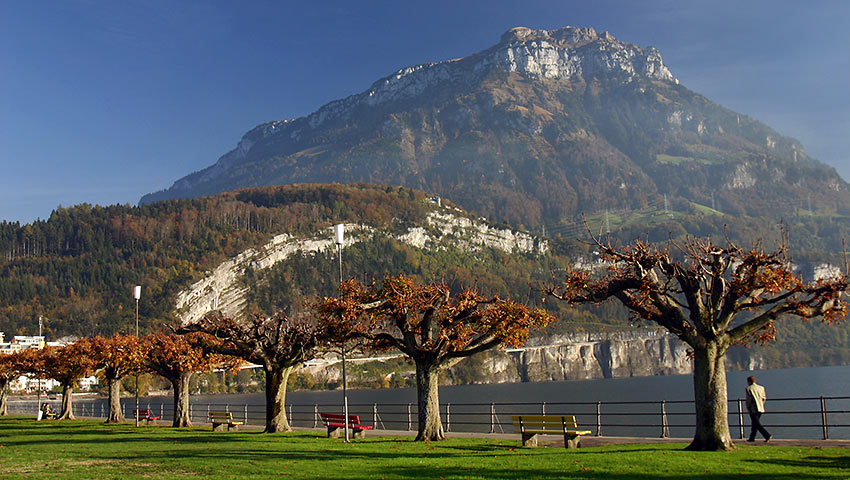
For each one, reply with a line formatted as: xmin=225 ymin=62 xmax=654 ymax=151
xmin=27 ymin=365 xmax=850 ymax=440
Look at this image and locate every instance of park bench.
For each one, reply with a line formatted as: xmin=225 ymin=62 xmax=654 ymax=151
xmin=208 ymin=411 xmax=244 ymax=431
xmin=133 ymin=409 xmax=161 ymax=424
xmin=319 ymin=412 xmax=373 ymax=438
xmin=512 ymin=415 xmax=592 ymax=448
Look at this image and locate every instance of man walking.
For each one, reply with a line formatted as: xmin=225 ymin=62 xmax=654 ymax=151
xmin=746 ymin=376 xmax=772 ymax=443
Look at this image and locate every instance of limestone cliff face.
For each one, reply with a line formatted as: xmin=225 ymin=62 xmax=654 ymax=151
xmin=503 ymin=330 xmax=692 ymax=382
xmin=175 ymin=207 xmax=545 ymax=325
xmin=312 ymin=329 xmax=716 ymax=386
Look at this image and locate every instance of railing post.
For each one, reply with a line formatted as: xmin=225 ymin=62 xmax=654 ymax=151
xmin=313 ymin=405 xmax=319 ymax=428
xmin=660 ymin=400 xmax=670 ymax=438
xmin=288 ymin=404 xmax=293 ymax=425
xmin=596 ymin=401 xmax=602 ymax=436
xmin=225 ymin=404 xmax=229 ymax=413
xmin=821 ymin=396 xmax=829 ymax=440
xmin=489 ymin=403 xmax=496 ymax=434
xmin=407 ymin=403 xmax=412 ymax=431
xmin=541 ymin=401 xmax=546 ymax=416
xmin=737 ymin=399 xmax=745 ymax=439
xmin=244 ymin=404 xmax=248 ymax=424
xmin=373 ymin=404 xmax=378 ymax=428
xmin=189 ymin=403 xmax=193 ymax=421
xmin=446 ymin=403 xmax=451 ymax=433
xmin=160 ymin=403 xmax=163 ymax=419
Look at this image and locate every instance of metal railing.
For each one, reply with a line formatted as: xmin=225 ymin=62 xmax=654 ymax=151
xmin=8 ymin=395 xmax=850 ymax=440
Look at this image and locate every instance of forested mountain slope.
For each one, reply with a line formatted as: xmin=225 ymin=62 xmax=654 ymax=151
xmin=3 ymin=183 xmax=850 ymax=370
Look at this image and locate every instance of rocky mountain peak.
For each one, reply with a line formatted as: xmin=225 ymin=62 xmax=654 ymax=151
xmin=489 ymin=25 xmax=675 ymax=83
xmin=499 ymin=26 xmax=600 ymax=48
xmin=309 ymin=26 xmax=677 ymax=127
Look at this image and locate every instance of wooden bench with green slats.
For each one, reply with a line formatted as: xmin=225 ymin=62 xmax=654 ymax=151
xmin=512 ymin=415 xmax=592 ymax=448
xmin=208 ymin=411 xmax=244 ymax=431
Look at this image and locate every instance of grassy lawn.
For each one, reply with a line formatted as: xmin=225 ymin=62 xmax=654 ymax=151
xmin=1 ymin=416 xmax=848 ymax=479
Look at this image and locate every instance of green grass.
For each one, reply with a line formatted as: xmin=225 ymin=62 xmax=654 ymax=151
xmin=1 ymin=416 xmax=848 ymax=479
xmin=692 ymin=202 xmax=724 ymax=216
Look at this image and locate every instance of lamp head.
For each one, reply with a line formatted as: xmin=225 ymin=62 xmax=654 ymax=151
xmin=334 ymin=224 xmax=344 ymax=245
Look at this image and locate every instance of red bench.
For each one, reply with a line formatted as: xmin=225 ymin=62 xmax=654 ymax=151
xmin=133 ymin=409 xmax=161 ymax=424
xmin=319 ymin=412 xmax=373 ymax=438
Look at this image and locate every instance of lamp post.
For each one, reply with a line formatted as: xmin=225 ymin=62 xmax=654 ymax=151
xmin=37 ymin=315 xmax=43 ymax=418
xmin=333 ymin=224 xmax=350 ymax=442
xmin=133 ymin=285 xmax=141 ymax=427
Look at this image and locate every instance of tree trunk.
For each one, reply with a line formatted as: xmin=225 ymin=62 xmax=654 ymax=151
xmin=687 ymin=338 xmax=735 ymax=451
xmin=0 ymin=378 xmax=8 ymax=416
xmin=105 ymin=376 xmax=125 ymax=423
xmin=171 ymin=371 xmax=193 ymax=427
xmin=414 ymin=362 xmax=445 ymax=441
xmin=57 ymin=383 xmax=75 ymax=420
xmin=265 ymin=365 xmax=293 ymax=433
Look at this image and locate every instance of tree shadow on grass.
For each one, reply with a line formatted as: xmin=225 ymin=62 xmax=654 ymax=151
xmin=747 ymin=454 xmax=850 ymax=470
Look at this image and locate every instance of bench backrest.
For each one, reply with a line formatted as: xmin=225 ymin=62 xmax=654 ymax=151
xmin=209 ymin=411 xmax=234 ymax=421
xmin=320 ymin=413 xmax=362 ymax=425
xmin=512 ymin=415 xmax=579 ymax=430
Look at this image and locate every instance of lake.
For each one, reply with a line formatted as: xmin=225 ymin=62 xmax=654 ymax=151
xmin=26 ymin=365 xmax=850 ymax=440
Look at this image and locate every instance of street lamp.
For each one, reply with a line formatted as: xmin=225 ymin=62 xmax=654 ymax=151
xmin=333 ymin=224 xmax=350 ymax=442
xmin=37 ymin=315 xmax=43 ymax=419
xmin=133 ymin=285 xmax=141 ymax=427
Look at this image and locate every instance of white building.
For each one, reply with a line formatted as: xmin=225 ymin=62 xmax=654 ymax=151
xmin=0 ymin=334 xmax=45 ymax=354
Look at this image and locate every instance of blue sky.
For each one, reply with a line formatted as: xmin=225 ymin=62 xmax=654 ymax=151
xmin=1 ymin=0 xmax=848 ymax=224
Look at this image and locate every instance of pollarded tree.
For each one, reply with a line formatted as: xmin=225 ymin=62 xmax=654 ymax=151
xmin=0 ymin=352 xmax=24 ymax=415
xmin=547 ymin=233 xmax=847 ymax=451
xmin=317 ymin=275 xmax=553 ymax=441
xmin=182 ymin=311 xmax=322 ymax=433
xmin=144 ymin=332 xmax=228 ymax=427
xmin=90 ymin=335 xmax=145 ymax=423
xmin=13 ymin=347 xmax=45 ymax=399
xmin=40 ymin=339 xmax=99 ymax=420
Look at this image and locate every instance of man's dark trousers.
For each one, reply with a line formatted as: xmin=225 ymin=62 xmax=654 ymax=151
xmin=748 ymin=412 xmax=770 ymax=441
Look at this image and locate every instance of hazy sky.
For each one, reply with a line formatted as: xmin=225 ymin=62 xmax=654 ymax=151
xmin=1 ymin=1 xmax=848 ymax=224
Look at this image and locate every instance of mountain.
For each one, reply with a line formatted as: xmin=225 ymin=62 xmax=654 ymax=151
xmin=142 ymin=26 xmax=850 ymax=230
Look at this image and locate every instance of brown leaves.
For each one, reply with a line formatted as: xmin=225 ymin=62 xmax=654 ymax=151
xmin=38 ymin=339 xmax=100 ymax=386
xmin=184 ymin=310 xmax=322 ymax=369
xmin=143 ymin=332 xmax=227 ymax=379
xmin=88 ymin=335 xmax=145 ymax=380
xmin=549 ymin=232 xmax=850 ymax=349
xmin=316 ymin=274 xmax=554 ymax=363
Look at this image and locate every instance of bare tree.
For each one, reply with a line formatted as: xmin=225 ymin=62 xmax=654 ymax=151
xmin=0 ymin=352 xmax=24 ymax=415
xmin=90 ymin=335 xmax=145 ymax=423
xmin=182 ymin=311 xmax=322 ymax=433
xmin=317 ymin=275 xmax=553 ymax=441
xmin=40 ymin=340 xmax=98 ymax=420
xmin=144 ymin=332 xmax=228 ymax=427
xmin=547 ymin=232 xmax=847 ymax=450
